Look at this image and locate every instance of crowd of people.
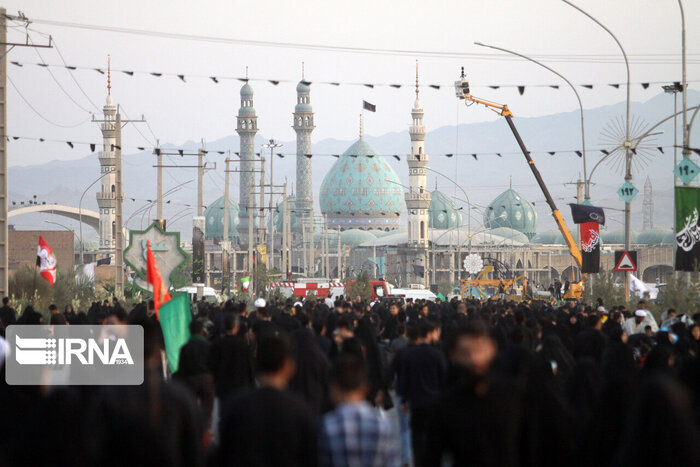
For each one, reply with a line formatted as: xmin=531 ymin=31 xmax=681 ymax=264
xmin=1 ymin=293 xmax=700 ymax=466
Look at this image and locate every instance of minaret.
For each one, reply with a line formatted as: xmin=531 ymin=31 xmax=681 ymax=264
xmin=406 ymin=60 xmax=431 ymax=283
xmin=236 ymin=69 xmax=258 ymax=245
xmin=293 ymin=63 xmax=315 ymax=235
xmin=97 ymin=56 xmax=117 ymax=253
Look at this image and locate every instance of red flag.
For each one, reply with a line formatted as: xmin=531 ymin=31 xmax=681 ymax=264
xmin=146 ymin=240 xmax=171 ymax=318
xmin=36 ymin=236 xmax=57 ymax=286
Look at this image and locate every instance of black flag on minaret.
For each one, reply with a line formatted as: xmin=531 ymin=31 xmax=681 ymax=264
xmin=362 ymin=100 xmax=376 ymax=112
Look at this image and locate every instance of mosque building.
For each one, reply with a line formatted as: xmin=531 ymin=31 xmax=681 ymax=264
xmin=198 ymin=63 xmax=676 ymax=289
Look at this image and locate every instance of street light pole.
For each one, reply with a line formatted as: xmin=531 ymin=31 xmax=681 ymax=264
xmin=475 ymin=41 xmax=589 ymax=200
xmin=678 ymin=1 xmax=689 ymax=161
xmin=563 ymin=0 xmax=631 ymax=299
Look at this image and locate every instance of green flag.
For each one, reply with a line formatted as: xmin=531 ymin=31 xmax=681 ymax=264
xmin=240 ymin=275 xmax=250 ymax=292
xmin=675 ymin=186 xmax=700 ymax=271
xmin=158 ymin=293 xmax=192 ymax=373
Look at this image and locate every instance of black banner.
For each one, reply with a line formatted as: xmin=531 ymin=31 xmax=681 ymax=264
xmin=675 ymin=186 xmax=700 ymax=271
xmin=362 ymin=100 xmax=376 ymax=112
xmin=570 ymin=203 xmax=605 ymax=225
xmin=580 ymin=222 xmax=600 ymax=273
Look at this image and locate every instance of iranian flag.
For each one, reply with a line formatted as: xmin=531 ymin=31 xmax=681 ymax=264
xmin=36 ymin=236 xmax=57 ymax=286
xmin=240 ymin=275 xmax=250 ymax=292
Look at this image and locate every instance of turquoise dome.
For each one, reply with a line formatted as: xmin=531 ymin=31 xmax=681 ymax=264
xmin=295 ymin=103 xmax=312 ymax=113
xmin=296 ymin=81 xmax=310 ymax=93
xmin=271 ymin=197 xmax=305 ymax=233
xmin=636 ymin=227 xmax=674 ymax=245
xmin=602 ymin=229 xmax=637 ymax=245
xmin=240 ymin=82 xmax=253 ymax=96
xmin=368 ymin=229 xmax=396 ymax=238
xmin=205 ymin=196 xmax=239 ymax=243
xmin=486 ymin=227 xmax=530 ymax=244
xmin=531 ymin=229 xmax=567 ymax=245
xmin=484 ymin=188 xmax=537 ymax=239
xmin=320 ymin=138 xmax=403 ymax=230
xmin=429 ymin=190 xmax=463 ymax=230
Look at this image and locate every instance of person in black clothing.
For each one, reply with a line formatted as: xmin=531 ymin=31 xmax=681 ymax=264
xmin=0 ymin=297 xmax=16 ymax=328
xmin=425 ymin=319 xmax=522 ymax=467
xmin=176 ymin=319 xmax=215 ymax=426
xmin=208 ymin=313 xmax=254 ymax=400
xmin=289 ymin=327 xmax=331 ymax=419
xmin=397 ymin=321 xmax=447 ymax=466
xmin=219 ymin=335 xmax=317 ymax=467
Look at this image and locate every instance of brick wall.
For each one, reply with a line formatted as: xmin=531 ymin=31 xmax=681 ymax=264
xmin=9 ymin=230 xmax=75 ymax=273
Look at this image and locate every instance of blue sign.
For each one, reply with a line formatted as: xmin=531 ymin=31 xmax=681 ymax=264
xmin=674 ymin=158 xmax=700 ymax=185
xmin=617 ymin=181 xmax=638 ymax=203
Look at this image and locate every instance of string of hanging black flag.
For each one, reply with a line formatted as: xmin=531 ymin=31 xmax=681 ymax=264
xmin=5 ymin=135 xmax=698 ymax=160
xmin=9 ymin=60 xmax=698 ymax=94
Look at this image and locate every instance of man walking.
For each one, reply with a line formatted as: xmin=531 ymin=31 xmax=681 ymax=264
xmin=319 ymin=354 xmax=400 ymax=467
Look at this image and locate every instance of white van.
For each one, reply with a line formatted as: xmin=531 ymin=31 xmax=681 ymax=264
xmin=176 ymin=286 xmax=222 ymax=304
xmin=388 ymin=288 xmax=438 ymax=302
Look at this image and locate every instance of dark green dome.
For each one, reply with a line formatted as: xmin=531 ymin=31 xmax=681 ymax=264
xmin=636 ymin=227 xmax=674 ymax=245
xmin=204 ymin=196 xmax=239 ymax=243
xmin=531 ymin=229 xmax=567 ymax=245
xmin=429 ymin=190 xmax=463 ymax=229
xmin=484 ymin=188 xmax=537 ymax=239
xmin=601 ymin=229 xmax=638 ymax=245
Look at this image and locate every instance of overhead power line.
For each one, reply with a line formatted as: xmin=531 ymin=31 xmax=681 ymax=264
xmin=27 ymin=17 xmax=700 ymax=65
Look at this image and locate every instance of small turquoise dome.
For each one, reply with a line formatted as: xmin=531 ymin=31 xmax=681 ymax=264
xmin=313 ymin=228 xmax=377 ymax=247
xmin=295 ymin=103 xmax=312 ymax=113
xmin=531 ymin=229 xmax=566 ymax=245
xmin=602 ymin=229 xmax=637 ymax=245
xmin=320 ymin=138 xmax=403 ymax=230
xmin=296 ymin=81 xmax=310 ymax=93
xmin=205 ymin=196 xmax=239 ymax=243
xmin=271 ymin=197 xmax=306 ymax=233
xmin=484 ymin=188 xmax=537 ymax=239
xmin=240 ymin=82 xmax=253 ymax=96
xmin=486 ymin=227 xmax=530 ymax=244
xmin=429 ymin=190 xmax=463 ymax=230
xmin=636 ymin=227 xmax=674 ymax=245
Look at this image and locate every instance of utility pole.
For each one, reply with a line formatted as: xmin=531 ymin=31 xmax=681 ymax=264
xmin=222 ymin=156 xmax=231 ymax=295
xmin=152 ymin=147 xmax=213 ymax=294
xmin=281 ymin=183 xmax=288 ymax=279
xmin=337 ymin=227 xmax=342 ymax=280
xmin=0 ymin=11 xmax=52 ymax=297
xmin=248 ymin=185 xmax=254 ymax=296
xmin=263 ymin=139 xmax=282 ymax=271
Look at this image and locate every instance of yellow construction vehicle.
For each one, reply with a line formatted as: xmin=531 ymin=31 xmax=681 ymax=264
xmin=455 ymin=68 xmax=583 ymax=300
xmin=461 ymin=266 xmax=528 ymax=301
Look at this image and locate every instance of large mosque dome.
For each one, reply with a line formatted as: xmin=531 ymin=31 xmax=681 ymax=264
xmin=320 ymin=138 xmax=404 ymax=230
xmin=484 ymin=188 xmax=538 ymax=239
xmin=429 ymin=189 xmax=463 ymax=230
xmin=204 ymin=196 xmax=239 ymax=243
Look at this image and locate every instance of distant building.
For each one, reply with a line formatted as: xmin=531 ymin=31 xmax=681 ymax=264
xmin=9 ymin=230 xmax=74 ymax=273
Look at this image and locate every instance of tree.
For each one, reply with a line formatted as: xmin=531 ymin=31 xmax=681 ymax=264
xmin=584 ymin=270 xmax=626 ymax=308
xmin=657 ymin=274 xmax=700 ymax=316
xmin=346 ymin=271 xmax=372 ymax=302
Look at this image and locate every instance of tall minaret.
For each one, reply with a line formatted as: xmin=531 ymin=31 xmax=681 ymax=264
xmin=97 ymin=56 xmax=117 ymax=253
xmin=293 ymin=63 xmax=315 ymax=234
xmin=236 ymin=70 xmax=258 ymax=245
xmin=406 ymin=60 xmax=431 ymax=283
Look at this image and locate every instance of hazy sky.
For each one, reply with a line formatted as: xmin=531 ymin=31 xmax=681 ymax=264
xmin=5 ymin=0 xmax=699 ymax=166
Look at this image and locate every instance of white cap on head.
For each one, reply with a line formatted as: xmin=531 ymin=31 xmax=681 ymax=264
xmin=294 ymin=301 xmax=302 ymax=307
xmin=635 ymin=309 xmax=646 ymax=317
xmin=254 ymin=298 xmax=266 ymax=308
xmin=597 ymin=306 xmax=606 ymax=313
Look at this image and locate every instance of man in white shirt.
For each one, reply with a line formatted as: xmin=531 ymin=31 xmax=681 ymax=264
xmin=623 ymin=301 xmax=659 ymax=335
